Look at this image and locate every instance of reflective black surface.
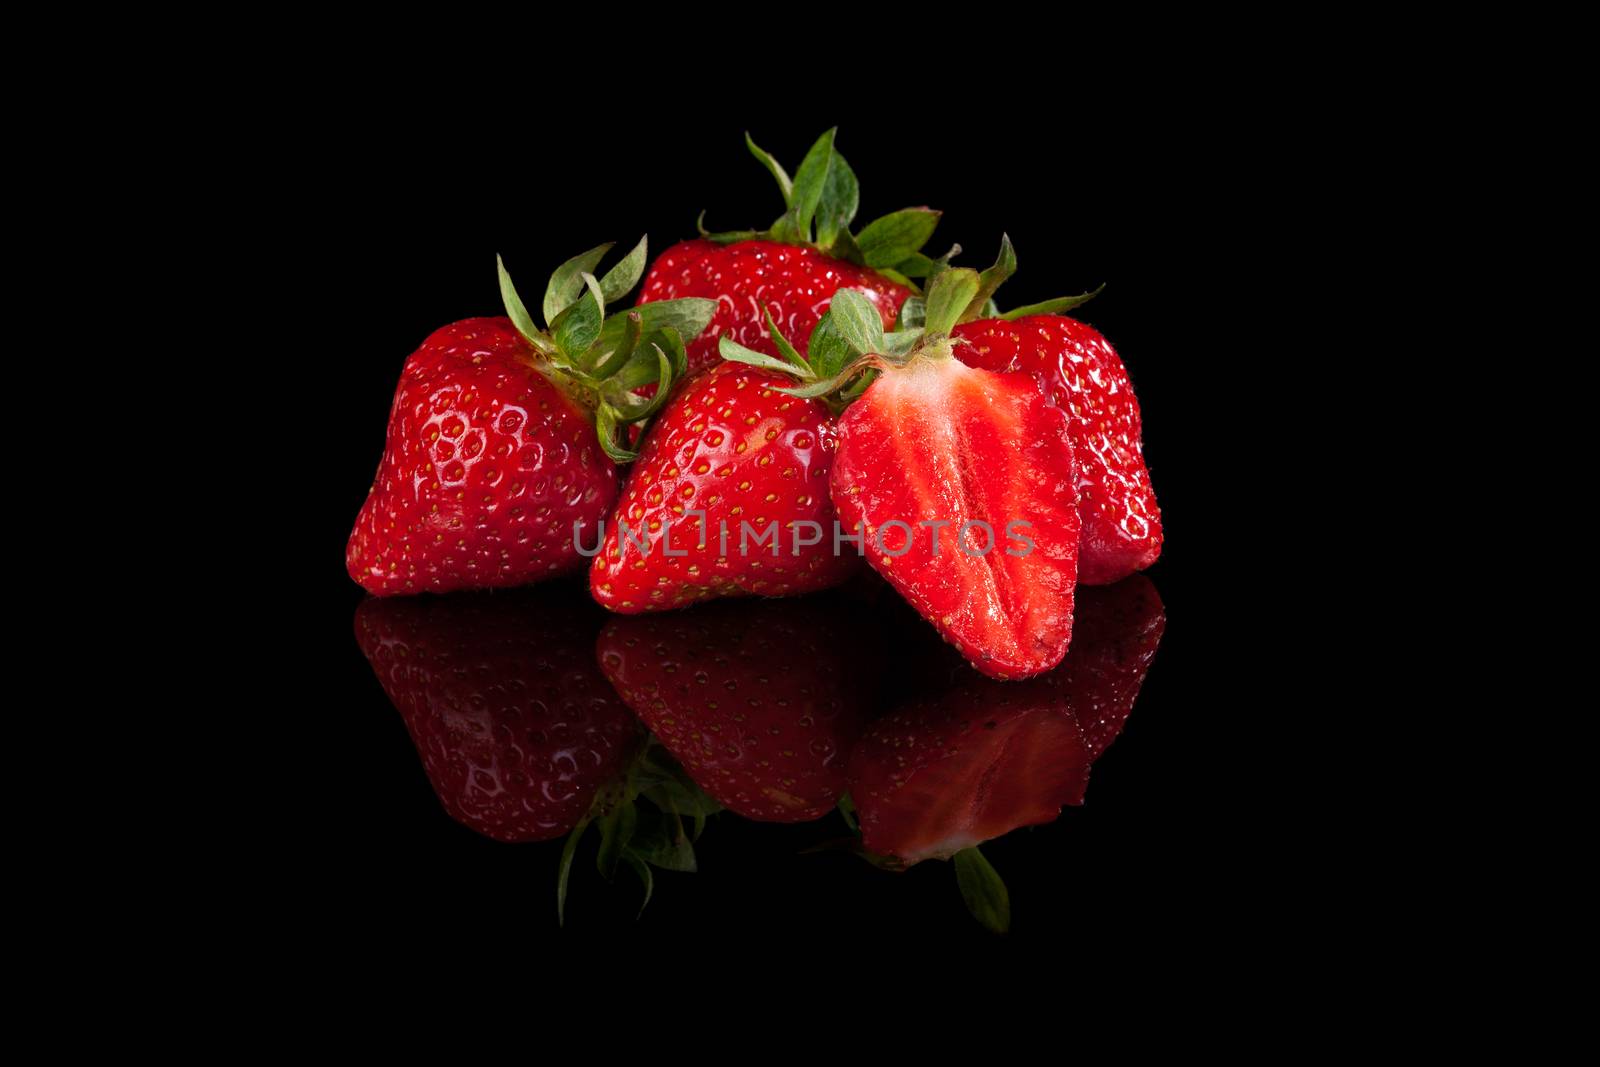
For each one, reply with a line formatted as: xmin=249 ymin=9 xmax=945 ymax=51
xmin=299 ymin=570 xmax=1205 ymax=941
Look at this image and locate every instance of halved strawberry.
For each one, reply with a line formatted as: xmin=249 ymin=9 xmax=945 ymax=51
xmin=723 ymin=270 xmax=1082 ymax=679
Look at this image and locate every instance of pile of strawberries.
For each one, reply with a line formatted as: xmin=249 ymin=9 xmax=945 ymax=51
xmin=347 ymin=130 xmax=1167 ymax=929
xmin=347 ymin=129 xmax=1163 ymax=684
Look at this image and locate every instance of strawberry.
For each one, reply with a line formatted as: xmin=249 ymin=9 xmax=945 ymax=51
xmin=722 ymin=271 xmax=1083 ymax=679
xmin=346 ymin=242 xmax=715 ymax=595
xmin=588 ymin=327 xmax=860 ymax=611
xmin=638 ymin=129 xmax=946 ymax=378
xmin=595 ymin=597 xmax=875 ymax=822
xmin=353 ymin=588 xmax=640 ymax=843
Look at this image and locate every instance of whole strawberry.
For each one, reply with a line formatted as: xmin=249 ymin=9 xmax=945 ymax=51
xmin=638 ymin=129 xmax=945 ymax=378
xmin=354 ymin=589 xmax=640 ymax=843
xmin=589 ymin=314 xmax=861 ymax=612
xmin=737 ymin=273 xmax=1083 ymax=680
xmin=595 ymin=597 xmax=875 ymax=822
xmin=346 ymin=242 xmax=714 ymax=595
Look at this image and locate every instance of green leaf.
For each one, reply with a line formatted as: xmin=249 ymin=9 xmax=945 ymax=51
xmin=896 ymin=297 xmax=925 ymax=330
xmin=598 ymin=298 xmax=717 ymax=353
xmin=787 ymin=127 xmax=837 ymax=243
xmin=698 ymin=209 xmax=762 ymax=245
xmin=826 ymin=288 xmax=885 ymax=356
xmin=657 ymin=325 xmax=688 ymax=383
xmin=776 ymin=356 xmax=872 ymax=399
xmin=607 ymin=341 xmax=677 ymax=414
xmin=999 ymin=285 xmax=1106 ymax=320
xmin=840 ymin=368 xmax=876 ymax=404
xmin=896 ymin=243 xmax=962 ymax=281
xmin=965 ymin=233 xmax=1017 ymax=321
xmin=497 ymin=255 xmax=545 ymax=347
xmin=543 ymin=243 xmax=613 ymax=325
xmin=745 ymin=132 xmax=793 ymax=206
xmin=953 ymin=847 xmax=1010 ymax=934
xmin=622 ymin=851 xmax=654 ymax=919
xmin=837 ymin=794 xmax=859 ymax=834
xmin=720 ymin=336 xmax=809 ymax=378
xmin=595 ymin=405 xmax=637 ymax=464
xmin=883 ymin=329 xmax=921 ymax=357
xmin=551 ymin=272 xmax=605 ymax=362
xmin=855 ymin=208 xmax=941 ymax=269
xmin=628 ymin=812 xmax=697 ymax=873
xmin=876 ymin=267 xmax=913 ymax=288
xmin=557 ymin=817 xmax=591 ymax=927
xmin=641 ymin=778 xmax=722 ymax=821
xmin=828 ymin=227 xmax=865 ymax=266
xmin=806 ymin=314 xmax=854 ymax=380
xmin=815 ymin=150 xmax=860 ymax=251
xmin=591 ymin=310 xmax=642 ymax=381
xmin=923 ymin=268 xmax=981 ymax=336
xmin=598 ymin=235 xmax=648 ymax=304
xmin=762 ymin=305 xmax=810 ymax=372
xmin=596 ymin=801 xmax=638 ymax=882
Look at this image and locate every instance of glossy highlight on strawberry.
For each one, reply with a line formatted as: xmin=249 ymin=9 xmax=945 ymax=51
xmin=346 ymin=318 xmax=618 ymax=595
xmin=590 ymin=362 xmax=859 ymax=612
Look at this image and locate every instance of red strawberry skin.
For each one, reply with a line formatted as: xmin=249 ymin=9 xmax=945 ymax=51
xmin=347 ymin=317 xmax=617 ymax=595
xmin=354 ymin=590 xmax=640 ymax=843
xmin=952 ymin=315 xmax=1162 ymax=585
xmin=595 ymin=598 xmax=874 ymax=822
xmin=590 ymin=363 xmax=859 ymax=612
xmin=637 ymin=239 xmax=911 ymax=378
xmin=830 ymin=357 xmax=1081 ymax=679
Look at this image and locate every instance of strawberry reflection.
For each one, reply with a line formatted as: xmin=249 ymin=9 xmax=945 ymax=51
xmin=847 ymin=575 xmax=1166 ymax=866
xmin=595 ymin=594 xmax=878 ymax=823
xmin=354 ymin=587 xmax=639 ymax=843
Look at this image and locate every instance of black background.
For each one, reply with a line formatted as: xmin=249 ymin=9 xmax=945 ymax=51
xmin=267 ymin=108 xmax=1307 ymax=956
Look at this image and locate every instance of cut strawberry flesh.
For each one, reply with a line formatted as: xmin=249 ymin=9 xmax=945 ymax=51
xmin=831 ymin=357 xmax=1081 ymax=679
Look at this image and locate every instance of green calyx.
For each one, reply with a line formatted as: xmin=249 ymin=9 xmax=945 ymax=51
xmin=497 ymin=242 xmax=717 ymax=462
xmin=557 ymin=738 xmax=722 ymax=927
xmin=697 ymin=128 xmax=948 ymax=283
xmin=718 ymin=269 xmax=984 ymax=412
xmin=894 ymin=233 xmax=1106 ymax=330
